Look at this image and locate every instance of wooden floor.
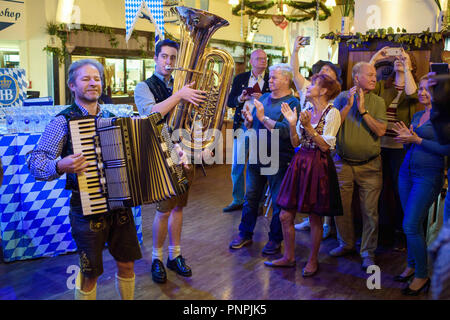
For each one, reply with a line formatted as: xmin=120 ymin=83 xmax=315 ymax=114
xmin=0 ymin=164 xmax=429 ymax=300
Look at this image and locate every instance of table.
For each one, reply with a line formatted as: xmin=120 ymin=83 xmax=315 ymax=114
xmin=0 ymin=105 xmax=143 ymax=262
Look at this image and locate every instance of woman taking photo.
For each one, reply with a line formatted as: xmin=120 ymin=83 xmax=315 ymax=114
xmin=264 ymin=74 xmax=342 ymax=276
xmin=393 ymin=75 xmax=450 ymax=296
xmin=370 ymin=47 xmax=419 ymax=249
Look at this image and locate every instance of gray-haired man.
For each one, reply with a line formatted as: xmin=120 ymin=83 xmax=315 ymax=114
xmin=330 ymin=62 xmax=387 ymax=270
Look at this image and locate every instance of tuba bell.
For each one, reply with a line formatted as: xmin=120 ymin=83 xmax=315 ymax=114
xmin=167 ymin=6 xmax=235 ymax=152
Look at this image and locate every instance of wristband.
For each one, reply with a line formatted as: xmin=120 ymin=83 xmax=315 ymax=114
xmin=360 ymin=111 xmax=369 ymax=117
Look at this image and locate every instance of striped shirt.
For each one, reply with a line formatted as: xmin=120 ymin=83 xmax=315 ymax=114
xmin=381 ymin=89 xmax=403 ymax=149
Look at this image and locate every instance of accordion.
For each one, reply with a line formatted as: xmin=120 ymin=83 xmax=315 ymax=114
xmin=69 ymin=112 xmax=189 ymax=216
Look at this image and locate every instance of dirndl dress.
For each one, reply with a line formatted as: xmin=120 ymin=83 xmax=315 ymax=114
xmin=276 ymin=105 xmax=343 ymax=216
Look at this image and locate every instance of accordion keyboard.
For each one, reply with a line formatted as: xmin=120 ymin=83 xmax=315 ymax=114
xmin=69 ymin=113 xmax=189 ymax=216
xmin=69 ymin=118 xmax=108 ymax=215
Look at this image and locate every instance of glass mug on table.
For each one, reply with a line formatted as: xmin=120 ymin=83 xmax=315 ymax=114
xmin=4 ymin=107 xmax=18 ymax=134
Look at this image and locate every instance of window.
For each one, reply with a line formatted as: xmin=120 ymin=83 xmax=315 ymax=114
xmin=71 ymin=55 xmax=156 ymax=98
xmin=126 ymin=59 xmax=143 ymax=95
xmin=0 ymin=50 xmax=20 ymax=68
xmin=144 ymin=59 xmax=155 ymax=79
xmin=105 ymin=58 xmax=125 ymax=96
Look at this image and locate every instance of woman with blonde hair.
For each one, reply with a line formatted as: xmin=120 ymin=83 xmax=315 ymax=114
xmin=393 ymin=75 xmax=450 ymax=295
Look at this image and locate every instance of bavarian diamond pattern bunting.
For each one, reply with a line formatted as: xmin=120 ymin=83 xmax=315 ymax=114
xmin=125 ymin=0 xmax=165 ymax=43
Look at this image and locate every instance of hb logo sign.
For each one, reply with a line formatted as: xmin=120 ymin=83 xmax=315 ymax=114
xmin=0 ymin=75 xmax=19 ymax=106
xmin=0 ymin=68 xmax=26 ymax=107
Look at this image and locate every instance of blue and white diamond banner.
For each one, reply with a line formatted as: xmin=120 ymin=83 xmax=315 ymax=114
xmin=0 ymin=68 xmax=26 ymax=108
xmin=0 ymin=133 xmax=143 ymax=262
xmin=125 ymin=0 xmax=164 ymax=43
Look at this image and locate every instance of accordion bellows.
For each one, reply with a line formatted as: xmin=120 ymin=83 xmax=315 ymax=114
xmin=69 ymin=112 xmax=189 ymax=216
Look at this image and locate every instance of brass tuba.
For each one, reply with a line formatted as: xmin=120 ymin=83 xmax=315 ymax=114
xmin=167 ymin=6 xmax=235 ymax=152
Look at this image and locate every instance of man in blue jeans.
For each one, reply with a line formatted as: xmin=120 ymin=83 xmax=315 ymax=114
xmin=229 ymin=63 xmax=299 ymax=255
xmin=223 ymin=49 xmax=271 ymax=212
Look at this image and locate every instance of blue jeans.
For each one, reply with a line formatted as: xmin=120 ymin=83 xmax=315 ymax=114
xmin=238 ymin=164 xmax=287 ymax=243
xmin=230 ymin=124 xmax=249 ymax=205
xmin=398 ymin=165 xmax=444 ymax=278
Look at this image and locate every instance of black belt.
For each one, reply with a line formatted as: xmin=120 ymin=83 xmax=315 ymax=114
xmin=339 ymin=153 xmax=380 ymax=166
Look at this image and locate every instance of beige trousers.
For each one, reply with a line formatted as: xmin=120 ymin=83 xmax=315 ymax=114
xmin=333 ymin=154 xmax=383 ymax=258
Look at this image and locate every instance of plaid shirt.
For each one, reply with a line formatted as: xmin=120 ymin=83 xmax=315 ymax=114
xmin=28 ymin=104 xmax=106 ymax=182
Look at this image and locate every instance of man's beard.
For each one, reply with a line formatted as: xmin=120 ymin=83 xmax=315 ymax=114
xmin=79 ymin=93 xmax=100 ymax=103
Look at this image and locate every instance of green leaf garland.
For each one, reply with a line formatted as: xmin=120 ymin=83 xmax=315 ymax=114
xmin=320 ymin=28 xmax=445 ymax=50
xmin=232 ymin=0 xmax=331 ymax=23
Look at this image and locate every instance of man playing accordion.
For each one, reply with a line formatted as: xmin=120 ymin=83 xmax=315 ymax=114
xmin=28 ymin=59 xmax=142 ymax=300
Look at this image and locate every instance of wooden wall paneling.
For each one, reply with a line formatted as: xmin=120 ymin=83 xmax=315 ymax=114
xmin=336 ymin=34 xmax=446 ymax=90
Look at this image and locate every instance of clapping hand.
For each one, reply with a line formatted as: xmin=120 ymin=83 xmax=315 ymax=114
xmin=346 ymin=86 xmax=358 ymax=108
xmin=242 ymin=105 xmax=253 ymax=126
xmin=299 ymin=110 xmax=312 ymax=129
xmin=356 ymin=88 xmax=365 ymax=113
xmin=254 ymin=99 xmax=266 ymax=123
xmin=393 ymin=122 xmax=421 ymax=145
xmin=281 ymin=102 xmax=297 ymax=127
xmin=392 ymin=121 xmax=411 ymax=137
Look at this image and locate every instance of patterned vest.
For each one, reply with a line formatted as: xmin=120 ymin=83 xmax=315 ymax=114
xmin=298 ymin=105 xmax=333 ymax=149
xmin=145 ymin=74 xmax=172 ymax=121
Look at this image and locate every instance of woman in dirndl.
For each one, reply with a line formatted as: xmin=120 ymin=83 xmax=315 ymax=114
xmin=264 ymin=73 xmax=343 ymax=277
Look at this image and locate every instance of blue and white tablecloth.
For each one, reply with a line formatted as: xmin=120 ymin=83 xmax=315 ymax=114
xmin=0 ymin=133 xmax=143 ymax=263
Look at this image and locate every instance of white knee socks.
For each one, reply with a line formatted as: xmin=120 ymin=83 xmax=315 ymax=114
xmin=168 ymin=245 xmax=181 ymax=261
xmin=152 ymin=247 xmax=164 ymax=262
xmin=115 ymin=273 xmax=135 ymax=300
xmin=153 ymin=245 xmax=182 ymax=262
xmin=74 ymin=272 xmax=97 ymax=300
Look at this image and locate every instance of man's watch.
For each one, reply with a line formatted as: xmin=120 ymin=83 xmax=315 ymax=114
xmin=263 ymin=116 xmax=270 ymax=124
xmin=360 ymin=110 xmax=369 ymax=117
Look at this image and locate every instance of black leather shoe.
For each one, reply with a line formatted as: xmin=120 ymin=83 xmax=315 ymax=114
xmin=394 ymin=272 xmax=415 ymax=282
xmin=151 ymin=259 xmax=167 ymax=284
xmin=223 ymin=203 xmax=243 ymax=212
xmin=401 ymin=278 xmax=430 ymax=296
xmin=167 ymin=255 xmax=192 ymax=277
